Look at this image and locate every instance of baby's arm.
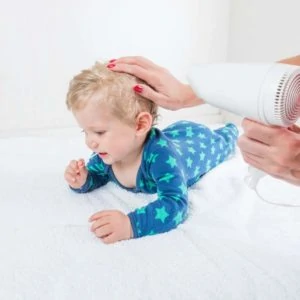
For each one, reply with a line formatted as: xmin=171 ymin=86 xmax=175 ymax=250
xmin=64 ymin=155 xmax=109 ymax=193
xmin=128 ymin=150 xmax=188 ymax=238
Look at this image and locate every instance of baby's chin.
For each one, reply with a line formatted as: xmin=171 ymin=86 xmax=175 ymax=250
xmin=99 ymin=154 xmax=116 ymax=165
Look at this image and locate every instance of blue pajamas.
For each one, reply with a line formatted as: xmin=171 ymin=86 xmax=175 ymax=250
xmin=71 ymin=121 xmax=238 ymax=238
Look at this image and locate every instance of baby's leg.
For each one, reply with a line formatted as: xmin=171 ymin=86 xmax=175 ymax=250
xmin=213 ymin=123 xmax=239 ymax=152
xmin=190 ymin=122 xmax=239 ymax=176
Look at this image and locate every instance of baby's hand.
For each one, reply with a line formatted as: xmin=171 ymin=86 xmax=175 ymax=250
xmin=64 ymin=159 xmax=88 ymax=189
xmin=89 ymin=210 xmax=133 ymax=244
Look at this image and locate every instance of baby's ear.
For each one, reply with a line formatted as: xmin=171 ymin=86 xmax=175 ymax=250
xmin=135 ymin=112 xmax=153 ymax=136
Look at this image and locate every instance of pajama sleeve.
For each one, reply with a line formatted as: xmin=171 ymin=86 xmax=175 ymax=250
xmin=128 ymin=147 xmax=188 ymax=238
xmin=70 ymin=155 xmax=109 ymax=193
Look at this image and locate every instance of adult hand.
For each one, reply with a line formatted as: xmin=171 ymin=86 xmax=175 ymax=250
xmin=238 ymin=119 xmax=300 ymax=185
xmin=107 ymin=56 xmax=204 ymax=110
xmin=89 ymin=210 xmax=133 ymax=244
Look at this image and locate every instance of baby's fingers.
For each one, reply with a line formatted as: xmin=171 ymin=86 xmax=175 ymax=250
xmin=64 ymin=171 xmax=77 ymax=183
xmin=68 ymin=159 xmax=85 ymax=174
xmin=102 ymin=233 xmax=117 ymax=244
xmin=77 ymin=159 xmax=85 ymax=168
xmin=77 ymin=159 xmax=88 ymax=177
xmin=69 ymin=160 xmax=78 ymax=170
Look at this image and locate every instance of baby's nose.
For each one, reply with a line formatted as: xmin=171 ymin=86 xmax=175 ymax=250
xmin=90 ymin=141 xmax=99 ymax=150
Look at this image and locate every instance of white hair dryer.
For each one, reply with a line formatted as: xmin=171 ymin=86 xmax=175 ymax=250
xmin=187 ymin=63 xmax=300 ymax=195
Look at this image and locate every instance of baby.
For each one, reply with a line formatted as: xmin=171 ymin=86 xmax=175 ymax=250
xmin=64 ymin=61 xmax=238 ymax=244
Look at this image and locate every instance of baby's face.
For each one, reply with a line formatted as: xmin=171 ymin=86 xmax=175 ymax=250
xmin=73 ymin=102 xmax=139 ymax=165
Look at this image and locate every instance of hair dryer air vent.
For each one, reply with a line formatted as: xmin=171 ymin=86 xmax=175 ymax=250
xmin=275 ymin=70 xmax=300 ymax=125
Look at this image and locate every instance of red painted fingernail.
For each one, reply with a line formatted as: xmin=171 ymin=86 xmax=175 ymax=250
xmin=109 ymin=59 xmax=116 ymax=63
xmin=107 ymin=63 xmax=115 ymax=68
xmin=133 ymin=85 xmax=143 ymax=93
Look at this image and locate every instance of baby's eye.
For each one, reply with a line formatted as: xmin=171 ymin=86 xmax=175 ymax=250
xmin=95 ymin=131 xmax=105 ymax=135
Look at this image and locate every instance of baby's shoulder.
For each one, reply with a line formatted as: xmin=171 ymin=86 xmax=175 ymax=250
xmin=142 ymin=129 xmax=180 ymax=166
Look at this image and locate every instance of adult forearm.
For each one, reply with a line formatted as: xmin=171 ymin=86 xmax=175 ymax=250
xmin=279 ymin=55 xmax=300 ymax=66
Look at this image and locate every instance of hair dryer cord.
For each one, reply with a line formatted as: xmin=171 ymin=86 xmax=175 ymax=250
xmin=245 ymin=166 xmax=300 ymax=207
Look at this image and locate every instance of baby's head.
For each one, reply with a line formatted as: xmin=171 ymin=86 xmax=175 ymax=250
xmin=66 ymin=61 xmax=158 ymax=126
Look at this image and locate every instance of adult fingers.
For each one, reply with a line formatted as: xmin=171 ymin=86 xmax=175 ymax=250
xmin=113 ymin=56 xmax=159 ymax=70
xmin=242 ymin=152 xmax=276 ymax=179
xmin=241 ymin=118 xmax=281 ymax=146
xmin=288 ymin=124 xmax=300 ymax=134
xmin=110 ymin=63 xmax=155 ymax=84
xmin=133 ymin=83 xmax=168 ymax=105
xmin=242 ymin=151 xmax=288 ymax=180
xmin=238 ymin=135 xmax=269 ymax=158
xmin=290 ymin=169 xmax=300 ymax=183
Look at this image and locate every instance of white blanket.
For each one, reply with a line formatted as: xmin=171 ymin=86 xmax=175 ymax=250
xmin=1 ymin=128 xmax=300 ymax=300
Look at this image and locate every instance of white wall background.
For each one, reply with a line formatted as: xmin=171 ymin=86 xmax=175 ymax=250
xmin=227 ymin=0 xmax=300 ymax=63
xmin=1 ymin=0 xmax=299 ymax=133
xmin=0 ymin=0 xmax=231 ymax=133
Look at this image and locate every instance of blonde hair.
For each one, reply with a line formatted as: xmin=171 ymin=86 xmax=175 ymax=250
xmin=66 ymin=61 xmax=158 ymax=125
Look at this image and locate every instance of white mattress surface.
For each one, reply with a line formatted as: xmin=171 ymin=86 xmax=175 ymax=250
xmin=0 ymin=127 xmax=300 ymax=300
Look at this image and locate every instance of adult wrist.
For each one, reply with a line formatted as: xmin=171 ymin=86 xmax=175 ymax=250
xmin=183 ymin=84 xmax=204 ymax=108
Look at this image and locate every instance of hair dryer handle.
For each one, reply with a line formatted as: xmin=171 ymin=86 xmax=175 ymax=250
xmin=244 ymin=166 xmax=266 ymax=189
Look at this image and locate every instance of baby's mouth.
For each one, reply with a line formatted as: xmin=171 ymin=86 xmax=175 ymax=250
xmin=99 ymin=152 xmax=108 ymax=157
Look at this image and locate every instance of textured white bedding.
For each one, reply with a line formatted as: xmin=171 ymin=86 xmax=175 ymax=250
xmin=0 ymin=127 xmax=300 ymax=300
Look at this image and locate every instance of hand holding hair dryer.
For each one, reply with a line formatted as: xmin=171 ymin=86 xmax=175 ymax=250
xmin=187 ymin=63 xmax=300 ymax=191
